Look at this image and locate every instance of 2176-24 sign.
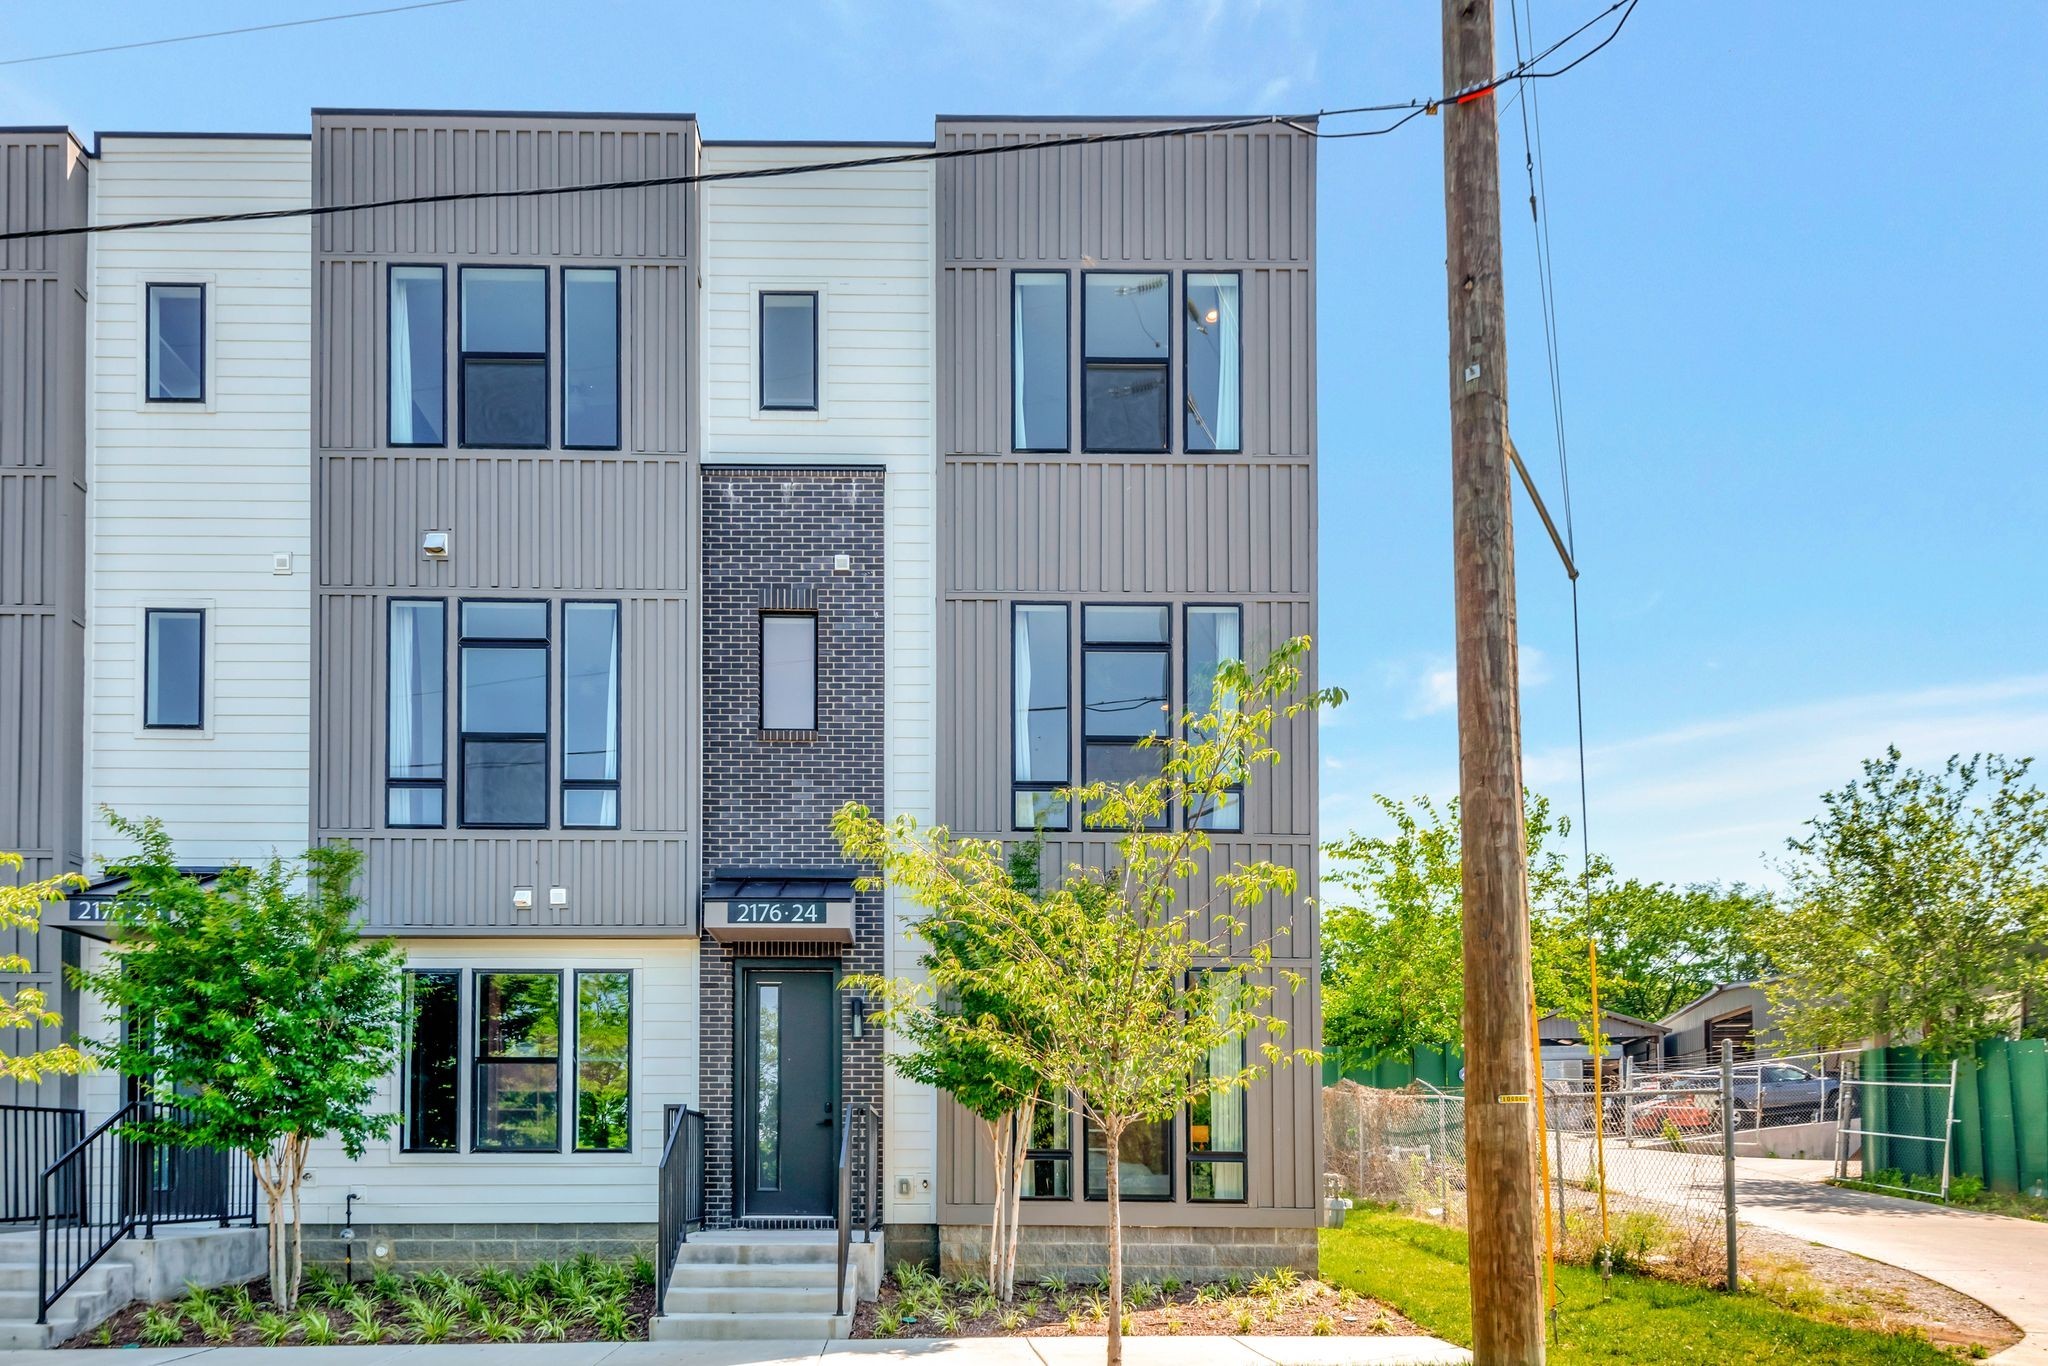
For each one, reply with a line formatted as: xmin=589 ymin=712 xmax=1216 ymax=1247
xmin=731 ymin=899 xmax=827 ymax=925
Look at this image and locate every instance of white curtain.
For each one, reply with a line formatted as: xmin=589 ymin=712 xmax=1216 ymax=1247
xmin=1013 ymin=610 xmax=1033 ymax=779
xmin=601 ymin=610 xmax=620 ymax=780
xmin=1215 ymin=276 xmax=1241 ymax=450
xmin=1012 ymin=287 xmax=1029 ymax=448
xmin=389 ymin=603 xmax=416 ymax=773
xmin=1209 ymin=982 xmax=1246 ymax=1153
xmin=390 ymin=279 xmax=415 ymax=445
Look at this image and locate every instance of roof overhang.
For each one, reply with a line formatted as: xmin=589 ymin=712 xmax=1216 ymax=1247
xmin=700 ymin=870 xmax=858 ymax=944
xmin=60 ymin=867 xmax=228 ymax=941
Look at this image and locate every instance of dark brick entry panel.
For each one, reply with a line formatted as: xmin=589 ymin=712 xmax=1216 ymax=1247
xmin=699 ymin=466 xmax=886 ymax=1227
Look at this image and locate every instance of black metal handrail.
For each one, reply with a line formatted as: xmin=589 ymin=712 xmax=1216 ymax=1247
xmin=655 ymin=1103 xmax=704 ymax=1316
xmin=834 ymin=1102 xmax=881 ymax=1317
xmin=2 ymin=1104 xmax=83 ymax=1225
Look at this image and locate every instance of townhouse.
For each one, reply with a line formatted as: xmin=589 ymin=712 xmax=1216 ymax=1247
xmin=0 ymin=108 xmax=1319 ymax=1324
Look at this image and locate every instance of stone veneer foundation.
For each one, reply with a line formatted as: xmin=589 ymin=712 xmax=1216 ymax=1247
xmin=939 ymin=1224 xmax=1318 ymax=1282
xmin=298 ymin=1223 xmax=653 ymax=1276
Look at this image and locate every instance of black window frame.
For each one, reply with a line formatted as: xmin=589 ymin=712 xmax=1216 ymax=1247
xmin=457 ymin=264 xmax=551 ymax=451
xmin=1010 ymin=269 xmax=1071 ymax=454
xmin=142 ymin=607 xmax=205 ymax=730
xmin=758 ymin=609 xmax=820 ymax=734
xmin=386 ymin=596 xmax=448 ymax=830
xmin=757 ymin=289 xmax=820 ymax=412
xmin=386 ymin=263 xmax=448 ymax=448
xmin=457 ymin=598 xmax=551 ymax=831
xmin=572 ymin=968 xmax=634 ymax=1154
xmin=1080 ymin=603 xmax=1172 ymax=830
xmin=1083 ymin=1112 xmax=1175 ymax=1203
xmin=470 ymin=968 xmax=564 ymax=1155
xmin=1010 ymin=600 xmax=1072 ymax=832
xmin=560 ymin=265 xmax=622 ymax=452
xmin=1080 ymin=270 xmax=1172 ymax=455
xmin=1186 ymin=970 xmax=1249 ymax=1203
xmin=400 ymin=968 xmax=462 ymax=1153
xmin=1021 ymin=1092 xmax=1075 ymax=1202
xmin=144 ymin=282 xmax=206 ymax=404
xmin=1181 ymin=269 xmax=1244 ymax=455
xmin=1183 ymin=602 xmax=1245 ymax=834
xmin=560 ymin=599 xmax=622 ymax=830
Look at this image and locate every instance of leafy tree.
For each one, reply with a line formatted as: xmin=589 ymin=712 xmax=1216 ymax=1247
xmin=1554 ymin=879 xmax=1775 ymax=1023
xmin=2 ymin=852 xmax=91 ymax=1085
xmin=1755 ymin=749 xmax=2048 ymax=1057
xmin=73 ymin=814 xmax=404 ymax=1309
xmin=840 ymin=638 xmax=1339 ymax=1366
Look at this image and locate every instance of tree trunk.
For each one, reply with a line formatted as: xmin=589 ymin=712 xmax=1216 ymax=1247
xmin=255 ymin=1148 xmax=287 ymax=1309
xmin=286 ymin=1135 xmax=304 ymax=1311
xmin=1105 ymin=1132 xmax=1124 ymax=1366
xmin=1002 ymin=1101 xmax=1030 ymax=1300
xmin=985 ymin=1117 xmax=1008 ymax=1294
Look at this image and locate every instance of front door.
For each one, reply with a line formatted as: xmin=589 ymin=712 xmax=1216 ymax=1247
xmin=740 ymin=966 xmax=838 ymax=1217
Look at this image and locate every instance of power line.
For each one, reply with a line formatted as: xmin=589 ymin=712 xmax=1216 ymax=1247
xmin=0 ymin=0 xmax=469 ymax=68
xmin=0 ymin=1 xmax=1643 ymax=243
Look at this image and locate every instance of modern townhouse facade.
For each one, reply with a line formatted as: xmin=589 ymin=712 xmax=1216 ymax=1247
xmin=1 ymin=109 xmax=1319 ymax=1322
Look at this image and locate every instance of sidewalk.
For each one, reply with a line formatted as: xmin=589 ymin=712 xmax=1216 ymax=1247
xmin=0 ymin=1337 xmax=1471 ymax=1365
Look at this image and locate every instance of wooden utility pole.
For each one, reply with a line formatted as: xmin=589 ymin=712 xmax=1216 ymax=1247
xmin=1443 ymin=0 xmax=1547 ymax=1360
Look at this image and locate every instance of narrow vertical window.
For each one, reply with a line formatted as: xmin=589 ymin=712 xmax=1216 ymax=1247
xmin=1189 ymin=975 xmax=1247 ymax=1201
xmin=473 ymin=971 xmax=562 ymax=1153
xmin=1185 ymin=605 xmax=1244 ymax=832
xmin=1012 ymin=272 xmax=1068 ymax=451
xmin=759 ymin=291 xmax=818 ymax=411
xmin=388 ymin=266 xmax=446 ymax=445
xmin=760 ymin=612 xmax=818 ymax=732
xmin=574 ymin=970 xmax=632 ymax=1152
xmin=755 ymin=983 xmax=782 ymax=1188
xmin=459 ymin=266 xmax=548 ymax=448
xmin=1012 ymin=603 xmax=1070 ymax=831
xmin=145 ymin=283 xmax=204 ymax=402
xmin=1085 ymin=1115 xmax=1172 ymax=1201
xmin=459 ymin=601 xmax=548 ymax=828
xmin=1081 ymin=605 xmax=1171 ymax=829
xmin=562 ymin=268 xmax=620 ymax=450
xmin=562 ymin=602 xmax=620 ymax=828
xmin=402 ymin=970 xmax=460 ymax=1152
xmin=1184 ymin=273 xmax=1241 ymax=452
xmin=1022 ymin=1094 xmax=1073 ymax=1200
xmin=1082 ymin=273 xmax=1169 ymax=452
xmin=143 ymin=608 xmax=204 ymax=729
xmin=387 ymin=599 xmax=446 ymax=827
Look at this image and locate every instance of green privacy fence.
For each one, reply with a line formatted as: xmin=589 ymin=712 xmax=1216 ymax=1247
xmin=1321 ymin=1043 xmax=1466 ymax=1091
xmin=1861 ymin=1038 xmax=2048 ymax=1194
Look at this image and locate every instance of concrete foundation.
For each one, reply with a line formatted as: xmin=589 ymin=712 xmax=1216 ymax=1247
xmin=121 ymin=1224 xmax=270 ymax=1302
xmin=298 ymin=1221 xmax=653 ymax=1275
xmin=940 ymin=1223 xmax=1318 ymax=1283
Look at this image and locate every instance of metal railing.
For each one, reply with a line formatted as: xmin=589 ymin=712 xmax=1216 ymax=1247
xmin=37 ymin=1101 xmax=256 ymax=1323
xmin=2 ymin=1105 xmax=83 ymax=1225
xmin=655 ymin=1103 xmax=704 ymax=1315
xmin=835 ymin=1102 xmax=881 ymax=1317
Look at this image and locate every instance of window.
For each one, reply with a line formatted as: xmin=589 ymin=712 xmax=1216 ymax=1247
xmin=473 ymin=971 xmax=562 ymax=1152
xmin=387 ymin=599 xmax=446 ymax=827
xmin=1185 ymin=605 xmax=1244 ymax=832
xmin=459 ymin=601 xmax=548 ymax=828
xmin=1085 ymin=1115 xmax=1172 ymax=1201
xmin=1189 ymin=975 xmax=1247 ymax=1201
xmin=759 ymin=291 xmax=818 ymax=411
xmin=1082 ymin=273 xmax=1169 ymax=452
xmin=562 ymin=602 xmax=620 ymax=828
xmin=146 ymin=283 xmax=204 ymax=402
xmin=460 ymin=266 xmax=548 ymax=448
xmin=1022 ymin=1094 xmax=1073 ymax=1200
xmin=1081 ymin=605 xmax=1171 ymax=829
xmin=143 ymin=608 xmax=204 ymax=729
xmin=402 ymin=970 xmax=460 ymax=1152
xmin=1183 ymin=273 xmax=1242 ymax=452
xmin=1012 ymin=272 xmax=1068 ymax=451
xmin=1012 ymin=603 xmax=1070 ymax=830
xmin=760 ymin=612 xmax=818 ymax=732
xmin=574 ymin=970 xmax=632 ymax=1152
xmin=562 ymin=268 xmax=619 ymax=449
xmin=388 ymin=266 xmax=446 ymax=445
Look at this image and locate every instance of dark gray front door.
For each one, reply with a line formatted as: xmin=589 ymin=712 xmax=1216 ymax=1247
xmin=741 ymin=967 xmax=837 ymax=1217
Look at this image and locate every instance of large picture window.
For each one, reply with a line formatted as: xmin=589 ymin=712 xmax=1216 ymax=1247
xmin=402 ymin=970 xmax=460 ymax=1152
xmin=1185 ymin=604 xmax=1244 ymax=832
xmin=760 ymin=612 xmax=818 ymax=732
xmin=1183 ymin=273 xmax=1242 ymax=453
xmin=388 ymin=266 xmax=446 ymax=445
xmin=146 ymin=283 xmax=205 ymax=402
xmin=759 ymin=291 xmax=818 ymax=411
xmin=387 ymin=599 xmax=446 ymax=827
xmin=473 ymin=971 xmax=562 ymax=1153
xmin=143 ymin=608 xmax=205 ymax=730
xmin=561 ymin=602 xmax=621 ymax=828
xmin=1081 ymin=605 xmax=1171 ymax=829
xmin=459 ymin=600 xmax=549 ymax=828
xmin=1082 ymin=273 xmax=1169 ymax=453
xmin=1012 ymin=603 xmax=1070 ymax=831
xmin=1012 ymin=272 xmax=1068 ymax=452
xmin=1189 ymin=975 xmax=1247 ymax=1201
xmin=460 ymin=266 xmax=548 ymax=448
xmin=574 ymin=970 xmax=632 ymax=1152
xmin=1085 ymin=1114 xmax=1172 ymax=1201
xmin=562 ymin=268 xmax=620 ymax=449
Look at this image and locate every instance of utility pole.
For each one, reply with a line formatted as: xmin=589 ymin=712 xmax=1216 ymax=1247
xmin=1444 ymin=0 xmax=1547 ymax=1359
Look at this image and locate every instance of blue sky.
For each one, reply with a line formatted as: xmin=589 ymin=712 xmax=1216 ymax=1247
xmin=6 ymin=2 xmax=2043 ymax=886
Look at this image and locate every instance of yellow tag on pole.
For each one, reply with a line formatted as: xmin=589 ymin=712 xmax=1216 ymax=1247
xmin=1497 ymin=1094 xmax=1531 ymax=1105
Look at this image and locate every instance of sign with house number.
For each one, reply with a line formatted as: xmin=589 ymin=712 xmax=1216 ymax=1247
xmin=701 ymin=883 xmax=855 ymax=944
xmin=731 ymin=900 xmax=827 ymax=925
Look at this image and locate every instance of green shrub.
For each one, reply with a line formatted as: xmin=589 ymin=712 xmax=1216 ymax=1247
xmin=139 ymin=1307 xmax=184 ymax=1347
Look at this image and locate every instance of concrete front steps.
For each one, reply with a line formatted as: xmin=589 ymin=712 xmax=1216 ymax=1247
xmin=652 ymin=1229 xmax=881 ymax=1342
xmin=0 ymin=1224 xmax=267 ymax=1349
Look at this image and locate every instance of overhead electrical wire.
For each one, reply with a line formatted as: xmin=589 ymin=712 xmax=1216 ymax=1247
xmin=0 ymin=0 xmax=1641 ymax=243
xmin=0 ymin=0 xmax=469 ymax=68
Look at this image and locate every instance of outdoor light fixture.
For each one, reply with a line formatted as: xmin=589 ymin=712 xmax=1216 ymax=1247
xmin=849 ymin=996 xmax=868 ymax=1039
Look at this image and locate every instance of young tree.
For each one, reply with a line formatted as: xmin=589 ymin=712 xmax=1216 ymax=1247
xmin=2 ymin=853 xmax=91 ymax=1085
xmin=74 ymin=814 xmax=404 ymax=1309
xmin=840 ymin=638 xmax=1339 ymax=1366
xmin=1553 ymin=879 xmax=1775 ymax=1023
xmin=1756 ymin=749 xmax=2048 ymax=1057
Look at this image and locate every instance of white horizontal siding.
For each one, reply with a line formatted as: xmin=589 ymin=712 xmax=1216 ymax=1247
xmin=86 ymin=138 xmax=312 ymax=869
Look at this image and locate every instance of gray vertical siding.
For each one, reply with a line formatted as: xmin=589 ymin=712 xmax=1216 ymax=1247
xmin=934 ymin=118 xmax=1320 ymax=1222
xmin=0 ymin=129 xmax=88 ymax=1106
xmin=311 ymin=111 xmax=701 ymax=934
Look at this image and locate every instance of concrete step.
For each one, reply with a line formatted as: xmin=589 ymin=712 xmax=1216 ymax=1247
xmin=665 ymin=1283 xmax=841 ymax=1315
xmin=649 ymin=1310 xmax=853 ymax=1341
xmin=671 ymin=1262 xmax=839 ymax=1289
xmin=0 ymin=1262 xmax=134 ymax=1350
xmin=672 ymin=1239 xmax=838 ymax=1266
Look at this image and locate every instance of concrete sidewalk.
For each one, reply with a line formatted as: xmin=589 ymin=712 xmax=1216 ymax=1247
xmin=0 ymin=1336 xmax=1471 ymax=1365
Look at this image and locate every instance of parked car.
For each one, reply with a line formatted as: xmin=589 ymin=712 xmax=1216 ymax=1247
xmin=1654 ymin=1062 xmax=1842 ymax=1127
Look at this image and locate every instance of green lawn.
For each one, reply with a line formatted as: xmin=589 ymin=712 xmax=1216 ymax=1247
xmin=1322 ymin=1211 xmax=1961 ymax=1365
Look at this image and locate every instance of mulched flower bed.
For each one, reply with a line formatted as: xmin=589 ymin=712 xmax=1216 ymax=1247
xmin=65 ymin=1256 xmax=657 ymax=1349
xmin=853 ymin=1263 xmax=1423 ymax=1339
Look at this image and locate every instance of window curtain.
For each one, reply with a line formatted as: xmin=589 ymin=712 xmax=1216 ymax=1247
xmin=602 ymin=609 xmax=620 ymax=779
xmin=1207 ymin=978 xmax=1246 ymax=1153
xmin=1013 ymin=294 xmax=1029 ymax=447
xmin=391 ymin=281 xmax=415 ymax=444
xmin=1215 ymin=276 xmax=1241 ymax=449
xmin=390 ymin=603 xmax=416 ymax=773
xmin=1013 ymin=610 xmax=1033 ymax=779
